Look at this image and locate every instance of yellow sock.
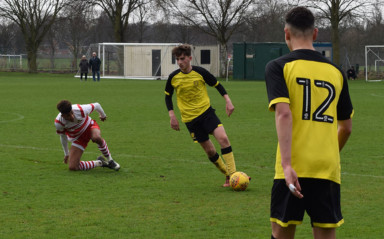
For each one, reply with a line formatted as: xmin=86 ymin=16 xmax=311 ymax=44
xmin=209 ymin=153 xmax=228 ymax=175
xmin=222 ymin=146 xmax=236 ymax=175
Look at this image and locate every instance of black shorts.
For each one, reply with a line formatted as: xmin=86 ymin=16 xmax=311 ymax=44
xmin=185 ymin=107 xmax=222 ymax=143
xmin=270 ymin=178 xmax=343 ymax=228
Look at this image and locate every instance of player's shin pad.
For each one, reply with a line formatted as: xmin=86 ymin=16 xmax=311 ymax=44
xmin=222 ymin=151 xmax=236 ymax=175
xmin=209 ymin=153 xmax=228 ymax=175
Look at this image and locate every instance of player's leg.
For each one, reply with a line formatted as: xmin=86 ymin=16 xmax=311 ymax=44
xmin=97 ymin=71 xmax=100 ymax=81
xmin=90 ymin=127 xmax=120 ymax=171
xmin=312 ymin=227 xmax=335 ymax=239
xmin=92 ymin=70 xmax=96 ymax=81
xmin=84 ymin=73 xmax=87 ymax=81
xmin=271 ymin=222 xmax=296 ymax=239
xmin=199 ymin=139 xmax=229 ymax=186
xmin=212 ymin=126 xmax=236 ymax=176
xmin=306 ymin=179 xmax=342 ymax=239
xmin=270 ymin=179 xmax=305 ymax=239
xmin=200 ymin=139 xmax=228 ymax=172
xmin=80 ymin=73 xmax=83 ymax=81
xmin=67 ymin=145 xmax=103 ymax=171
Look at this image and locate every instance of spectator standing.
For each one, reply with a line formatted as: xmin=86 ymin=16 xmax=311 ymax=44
xmin=79 ymin=55 xmax=89 ymax=81
xmin=89 ymin=52 xmax=101 ymax=82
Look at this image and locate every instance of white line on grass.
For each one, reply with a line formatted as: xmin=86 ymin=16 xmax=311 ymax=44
xmin=1 ymin=143 xmax=384 ymax=179
xmin=371 ymin=93 xmax=384 ymax=97
xmin=0 ymin=143 xmax=148 ymax=159
xmin=0 ymin=112 xmax=25 ymax=123
xmin=341 ymin=172 xmax=384 ymax=179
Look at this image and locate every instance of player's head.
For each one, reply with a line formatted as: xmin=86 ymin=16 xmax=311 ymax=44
xmin=172 ymin=44 xmax=192 ymax=73
xmin=284 ymin=7 xmax=317 ymax=51
xmin=57 ymin=100 xmax=72 ymax=114
xmin=57 ymin=100 xmax=74 ymax=121
xmin=285 ymin=7 xmax=315 ymax=33
xmin=172 ymin=44 xmax=192 ymax=57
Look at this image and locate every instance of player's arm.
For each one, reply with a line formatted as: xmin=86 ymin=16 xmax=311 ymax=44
xmin=212 ymin=81 xmax=233 ymax=116
xmin=93 ymin=102 xmax=107 ymax=121
xmin=338 ymin=119 xmax=352 ymax=151
xmin=60 ymin=134 xmax=69 ymax=164
xmin=165 ymin=77 xmax=180 ymax=131
xmin=336 ymin=77 xmax=353 ymax=151
xmin=275 ymin=102 xmax=303 ymax=199
xmin=200 ymin=68 xmax=234 ymax=117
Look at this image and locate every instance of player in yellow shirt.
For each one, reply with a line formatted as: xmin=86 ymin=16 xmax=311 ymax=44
xmin=265 ymin=7 xmax=353 ymax=239
xmin=165 ymin=44 xmax=236 ymax=187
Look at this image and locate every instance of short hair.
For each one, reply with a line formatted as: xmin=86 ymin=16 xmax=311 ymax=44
xmin=285 ymin=7 xmax=315 ymax=33
xmin=172 ymin=44 xmax=192 ymax=57
xmin=57 ymin=100 xmax=72 ymax=114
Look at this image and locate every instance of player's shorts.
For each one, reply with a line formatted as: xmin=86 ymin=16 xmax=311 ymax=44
xmin=72 ymin=120 xmax=100 ymax=151
xmin=270 ymin=178 xmax=343 ymax=228
xmin=185 ymin=107 xmax=222 ymax=143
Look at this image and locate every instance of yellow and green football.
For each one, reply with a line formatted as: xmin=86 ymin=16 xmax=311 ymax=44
xmin=230 ymin=171 xmax=249 ymax=191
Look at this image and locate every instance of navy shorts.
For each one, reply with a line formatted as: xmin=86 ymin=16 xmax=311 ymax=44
xmin=185 ymin=107 xmax=222 ymax=143
xmin=270 ymin=178 xmax=343 ymax=228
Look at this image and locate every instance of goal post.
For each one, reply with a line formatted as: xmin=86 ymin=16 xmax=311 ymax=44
xmin=0 ymin=54 xmax=23 ymax=70
xmin=365 ymin=45 xmax=384 ymax=82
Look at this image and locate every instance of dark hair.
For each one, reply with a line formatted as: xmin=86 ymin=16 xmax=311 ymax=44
xmin=57 ymin=100 xmax=72 ymax=114
xmin=172 ymin=44 xmax=192 ymax=57
xmin=285 ymin=7 xmax=315 ymax=32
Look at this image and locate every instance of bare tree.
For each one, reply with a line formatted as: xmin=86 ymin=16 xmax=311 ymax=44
xmin=87 ymin=0 xmax=148 ymax=74
xmin=244 ymin=0 xmax=287 ymax=42
xmin=0 ymin=21 xmax=17 ymax=54
xmin=0 ymin=0 xmax=65 ymax=73
xmin=59 ymin=1 xmax=94 ymax=71
xmin=162 ymin=0 xmax=255 ymax=77
xmin=302 ymin=0 xmax=382 ymax=66
xmin=90 ymin=0 xmax=148 ymax=43
xmin=131 ymin=2 xmax=153 ymax=42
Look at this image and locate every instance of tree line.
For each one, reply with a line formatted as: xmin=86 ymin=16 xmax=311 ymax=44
xmin=0 ymin=0 xmax=383 ymax=76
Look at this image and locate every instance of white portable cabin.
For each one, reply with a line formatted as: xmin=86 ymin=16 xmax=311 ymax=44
xmin=96 ymin=43 xmax=220 ymax=79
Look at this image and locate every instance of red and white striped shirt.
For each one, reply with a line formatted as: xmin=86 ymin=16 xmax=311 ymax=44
xmin=54 ymin=103 xmax=106 ymax=142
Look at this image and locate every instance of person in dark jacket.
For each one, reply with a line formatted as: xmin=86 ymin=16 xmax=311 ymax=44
xmin=79 ymin=55 xmax=89 ymax=81
xmin=89 ymin=52 xmax=101 ymax=82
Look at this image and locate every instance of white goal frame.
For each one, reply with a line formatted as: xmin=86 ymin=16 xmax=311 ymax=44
xmin=0 ymin=54 xmax=22 ymax=69
xmin=365 ymin=45 xmax=384 ymax=82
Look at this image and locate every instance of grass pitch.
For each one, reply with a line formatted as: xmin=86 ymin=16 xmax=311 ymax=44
xmin=0 ymin=72 xmax=383 ymax=238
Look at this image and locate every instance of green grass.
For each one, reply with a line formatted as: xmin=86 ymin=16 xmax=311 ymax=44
xmin=0 ymin=72 xmax=383 ymax=238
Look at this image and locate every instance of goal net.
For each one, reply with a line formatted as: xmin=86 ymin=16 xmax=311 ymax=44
xmin=0 ymin=54 xmax=22 ymax=70
xmin=365 ymin=45 xmax=384 ymax=82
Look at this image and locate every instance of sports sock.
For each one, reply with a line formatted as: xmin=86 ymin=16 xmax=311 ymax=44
xmin=221 ymin=146 xmax=236 ymax=175
xmin=79 ymin=160 xmax=101 ymax=170
xmin=98 ymin=139 xmax=111 ymax=159
xmin=209 ymin=153 xmax=228 ymax=175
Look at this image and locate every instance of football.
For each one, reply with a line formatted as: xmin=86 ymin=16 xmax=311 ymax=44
xmin=230 ymin=171 xmax=249 ymax=191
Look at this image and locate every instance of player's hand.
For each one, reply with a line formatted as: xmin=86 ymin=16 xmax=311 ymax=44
xmin=226 ymin=101 xmax=235 ymax=117
xmin=283 ymin=166 xmax=303 ymax=199
xmin=100 ymin=115 xmax=107 ymax=121
xmin=170 ymin=117 xmax=180 ymax=131
xmin=63 ymin=155 xmax=69 ymax=164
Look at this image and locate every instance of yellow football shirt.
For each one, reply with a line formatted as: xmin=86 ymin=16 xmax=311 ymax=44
xmin=265 ymin=49 xmax=354 ymax=184
xmin=165 ymin=66 xmax=220 ymax=123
